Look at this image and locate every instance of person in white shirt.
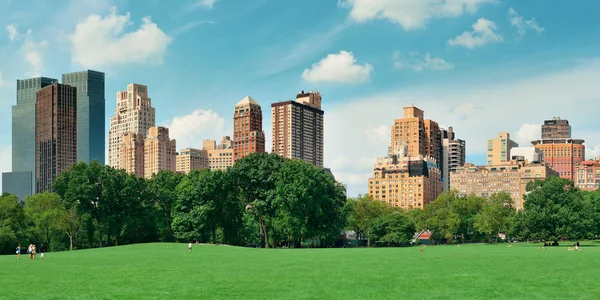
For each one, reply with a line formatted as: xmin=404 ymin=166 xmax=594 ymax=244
xmin=188 ymin=242 xmax=192 ymax=253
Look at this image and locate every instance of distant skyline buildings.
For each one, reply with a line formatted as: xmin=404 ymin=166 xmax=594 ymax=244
xmin=108 ymin=83 xmax=156 ymax=169
xmin=232 ymin=96 xmax=265 ymax=162
xmin=441 ymin=127 xmax=466 ymax=191
xmin=487 ymin=132 xmax=518 ymax=166
xmin=144 ymin=126 xmax=176 ymax=179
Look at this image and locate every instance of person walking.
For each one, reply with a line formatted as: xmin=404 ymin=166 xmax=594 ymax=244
xmin=28 ymin=244 xmax=33 ymax=260
xmin=32 ymin=244 xmax=37 ymax=260
xmin=16 ymin=245 xmax=21 ymax=260
xmin=188 ymin=242 xmax=193 ymax=253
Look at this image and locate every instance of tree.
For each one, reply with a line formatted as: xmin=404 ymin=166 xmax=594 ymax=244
xmin=474 ymin=192 xmax=515 ymax=243
xmin=0 ymin=193 xmax=26 ymax=254
xmin=345 ymin=194 xmax=392 ymax=246
xmin=227 ymin=153 xmax=286 ymax=248
xmin=423 ymin=192 xmax=462 ymax=243
xmin=58 ymin=201 xmax=81 ymax=251
xmin=522 ymin=176 xmax=593 ymax=242
xmin=147 ymin=171 xmax=184 ymax=241
xmin=370 ymin=213 xmax=416 ymax=246
xmin=24 ymin=192 xmax=65 ymax=251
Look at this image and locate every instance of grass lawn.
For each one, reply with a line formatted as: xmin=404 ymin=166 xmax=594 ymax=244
xmin=1 ymin=242 xmax=599 ymax=299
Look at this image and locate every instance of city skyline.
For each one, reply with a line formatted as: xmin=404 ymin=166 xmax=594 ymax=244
xmin=2 ymin=0 xmax=600 ymax=197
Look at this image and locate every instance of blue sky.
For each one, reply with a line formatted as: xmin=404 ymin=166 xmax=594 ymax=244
xmin=1 ymin=0 xmax=600 ymax=196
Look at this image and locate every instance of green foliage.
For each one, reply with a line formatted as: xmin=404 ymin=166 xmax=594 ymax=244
xmin=0 ymin=193 xmax=26 ymax=254
xmin=370 ymin=212 xmax=416 ymax=246
xmin=345 ymin=194 xmax=392 ymax=246
xmin=24 ymin=192 xmax=66 ymax=251
xmin=474 ymin=192 xmax=516 ymax=242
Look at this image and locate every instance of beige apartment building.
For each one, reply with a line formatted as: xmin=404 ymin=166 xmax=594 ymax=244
xmin=391 ymin=106 xmax=442 ymax=166
xmin=450 ymin=158 xmax=557 ymax=210
xmin=144 ymin=126 xmax=176 ymax=179
xmin=119 ymin=132 xmax=145 ymax=178
xmin=368 ymin=142 xmax=443 ymax=210
xmin=575 ymin=159 xmax=600 ymax=191
xmin=271 ymin=90 xmax=324 ymax=167
xmin=108 ymin=83 xmax=156 ymax=168
xmin=176 ymin=148 xmax=209 ymax=174
xmin=203 ymin=137 xmax=234 ymax=171
xmin=487 ymin=132 xmax=519 ymax=166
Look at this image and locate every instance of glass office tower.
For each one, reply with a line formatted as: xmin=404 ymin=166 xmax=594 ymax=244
xmin=62 ymin=70 xmax=106 ymax=164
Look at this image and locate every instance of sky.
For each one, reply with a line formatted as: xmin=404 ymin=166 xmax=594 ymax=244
xmin=1 ymin=0 xmax=600 ymax=197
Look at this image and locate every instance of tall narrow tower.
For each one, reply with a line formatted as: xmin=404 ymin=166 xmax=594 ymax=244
xmin=232 ymin=96 xmax=265 ymax=162
xmin=108 ymin=84 xmax=156 ymax=168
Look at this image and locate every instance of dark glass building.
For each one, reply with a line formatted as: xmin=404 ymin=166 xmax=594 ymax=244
xmin=36 ymin=83 xmax=78 ymax=193
xmin=2 ymin=172 xmax=33 ymax=202
xmin=62 ymin=70 xmax=105 ymax=164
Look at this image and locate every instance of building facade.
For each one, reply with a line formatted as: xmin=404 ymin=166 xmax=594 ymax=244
xmin=119 ymin=132 xmax=145 ymax=178
xmin=203 ymin=138 xmax=234 ymax=171
xmin=510 ymin=147 xmax=543 ymax=163
xmin=3 ymin=77 xmax=58 ymax=198
xmin=391 ymin=106 xmax=442 ymax=164
xmin=576 ymin=159 xmax=600 ymax=191
xmin=441 ymin=127 xmax=466 ymax=191
xmin=62 ymin=70 xmax=105 ymax=164
xmin=542 ymin=117 xmax=571 ymax=139
xmin=176 ymin=148 xmax=209 ymax=174
xmin=531 ymin=138 xmax=585 ymax=181
xmin=368 ymin=142 xmax=443 ymax=210
xmin=108 ymin=83 xmax=156 ymax=168
xmin=35 ymin=83 xmax=78 ymax=193
xmin=487 ymin=132 xmax=519 ymax=166
xmin=271 ymin=90 xmax=324 ymax=167
xmin=450 ymin=159 xmax=558 ymax=210
xmin=232 ymin=96 xmax=265 ymax=162
xmin=144 ymin=127 xmax=176 ymax=178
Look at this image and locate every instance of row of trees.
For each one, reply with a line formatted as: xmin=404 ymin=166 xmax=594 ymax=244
xmin=348 ymin=176 xmax=600 ymax=245
xmin=0 ymin=153 xmax=349 ymax=254
xmin=2 ymin=157 xmax=600 ymax=254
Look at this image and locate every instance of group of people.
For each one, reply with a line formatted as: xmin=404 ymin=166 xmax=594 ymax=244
xmin=15 ymin=244 xmax=44 ymax=260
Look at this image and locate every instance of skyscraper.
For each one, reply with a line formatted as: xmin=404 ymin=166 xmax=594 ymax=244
xmin=2 ymin=77 xmax=57 ymax=199
xmin=232 ymin=96 xmax=265 ymax=162
xmin=108 ymin=83 xmax=156 ymax=168
xmin=119 ymin=132 xmax=145 ymax=178
xmin=486 ymin=132 xmax=518 ymax=166
xmin=542 ymin=117 xmax=571 ymax=139
xmin=144 ymin=126 xmax=176 ymax=178
xmin=62 ymin=70 xmax=105 ymax=164
xmin=271 ymin=90 xmax=324 ymax=167
xmin=441 ymin=127 xmax=466 ymax=191
xmin=35 ymin=83 xmax=77 ymax=193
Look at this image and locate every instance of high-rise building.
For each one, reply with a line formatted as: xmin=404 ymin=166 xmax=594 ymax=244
xmin=232 ymin=96 xmax=265 ymax=162
xmin=271 ymin=90 xmax=324 ymax=167
xmin=531 ymin=138 xmax=585 ymax=180
xmin=119 ymin=132 xmax=145 ymax=178
xmin=108 ymin=83 xmax=156 ymax=168
xmin=176 ymin=148 xmax=209 ymax=174
xmin=35 ymin=83 xmax=77 ymax=193
xmin=62 ymin=70 xmax=105 ymax=164
xmin=203 ymin=137 xmax=234 ymax=171
xmin=368 ymin=142 xmax=443 ymax=210
xmin=441 ymin=127 xmax=466 ymax=191
xmin=542 ymin=117 xmax=571 ymax=139
xmin=575 ymin=159 xmax=600 ymax=191
xmin=450 ymin=159 xmax=558 ymax=210
xmin=487 ymin=132 xmax=519 ymax=166
xmin=391 ymin=106 xmax=442 ymax=165
xmin=2 ymin=77 xmax=57 ymax=198
xmin=144 ymin=127 xmax=176 ymax=178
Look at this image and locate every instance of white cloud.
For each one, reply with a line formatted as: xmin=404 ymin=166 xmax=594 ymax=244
xmin=166 ymin=109 xmax=229 ymax=150
xmin=325 ymin=58 xmax=600 ymax=197
xmin=6 ymin=24 xmax=17 ymax=41
xmin=393 ymin=51 xmax=454 ymax=71
xmin=514 ymin=123 xmax=541 ymax=146
xmin=586 ymin=145 xmax=600 ymax=161
xmin=191 ymin=0 xmax=218 ymax=9
xmin=508 ymin=7 xmax=544 ymax=36
xmin=170 ymin=20 xmax=215 ymax=37
xmin=448 ymin=18 xmax=503 ymax=49
xmin=0 ymin=146 xmax=11 ymax=194
xmin=302 ymin=51 xmax=373 ymax=84
xmin=70 ymin=7 xmax=172 ymax=68
xmin=339 ymin=0 xmax=496 ymax=30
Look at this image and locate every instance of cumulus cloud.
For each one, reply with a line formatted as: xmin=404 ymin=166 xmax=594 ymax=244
xmin=6 ymin=24 xmax=17 ymax=41
xmin=393 ymin=51 xmax=454 ymax=71
xmin=514 ymin=123 xmax=541 ymax=146
xmin=324 ymin=59 xmax=600 ymax=197
xmin=191 ymin=0 xmax=218 ymax=9
xmin=448 ymin=18 xmax=503 ymax=49
xmin=508 ymin=7 xmax=545 ymax=36
xmin=0 ymin=146 xmax=11 ymax=194
xmin=302 ymin=51 xmax=373 ymax=84
xmin=70 ymin=7 xmax=172 ymax=68
xmin=338 ymin=0 xmax=496 ymax=30
xmin=586 ymin=145 xmax=600 ymax=161
xmin=165 ymin=109 xmax=229 ymax=150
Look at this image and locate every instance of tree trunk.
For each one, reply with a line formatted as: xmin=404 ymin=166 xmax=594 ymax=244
xmin=367 ymin=230 xmax=371 ymax=247
xmin=259 ymin=216 xmax=269 ymax=248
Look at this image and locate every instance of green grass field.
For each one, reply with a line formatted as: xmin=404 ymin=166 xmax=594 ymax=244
xmin=2 ymin=242 xmax=599 ymax=299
